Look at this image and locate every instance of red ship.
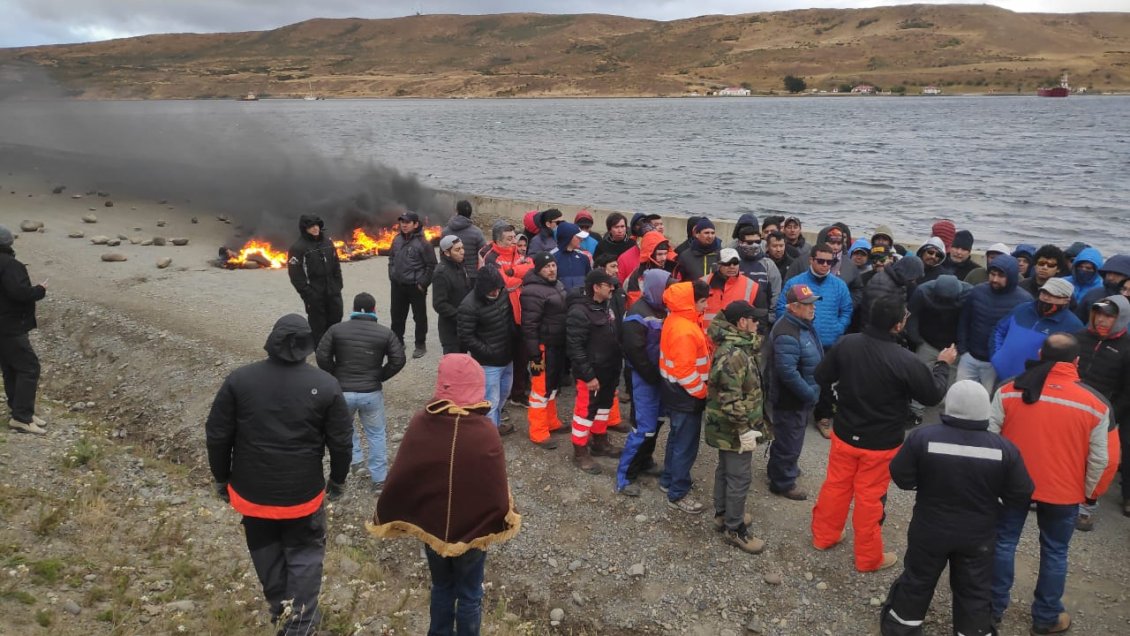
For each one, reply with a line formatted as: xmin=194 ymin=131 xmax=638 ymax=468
xmin=1037 ymin=74 xmax=1070 ymax=97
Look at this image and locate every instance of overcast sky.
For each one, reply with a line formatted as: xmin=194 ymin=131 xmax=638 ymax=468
xmin=1 ymin=0 xmax=1124 ymax=48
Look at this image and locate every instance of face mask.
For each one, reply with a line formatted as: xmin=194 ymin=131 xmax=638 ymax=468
xmin=1094 ymin=323 xmax=1112 ymax=337
xmin=1074 ymin=268 xmax=1096 ymax=285
xmin=737 ymin=242 xmax=762 ymax=260
xmin=1037 ymin=300 xmax=1062 ymax=317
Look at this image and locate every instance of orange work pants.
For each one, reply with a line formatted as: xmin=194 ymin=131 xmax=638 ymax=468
xmin=527 ymin=345 xmax=564 ymax=443
xmin=811 ymin=432 xmax=899 ymax=572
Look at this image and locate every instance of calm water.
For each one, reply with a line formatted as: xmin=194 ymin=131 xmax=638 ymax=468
xmin=3 ymin=96 xmax=1128 ymax=253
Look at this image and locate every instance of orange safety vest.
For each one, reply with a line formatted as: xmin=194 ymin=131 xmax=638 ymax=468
xmin=659 ymin=282 xmax=710 ymax=399
xmin=702 ymin=272 xmax=759 ymax=326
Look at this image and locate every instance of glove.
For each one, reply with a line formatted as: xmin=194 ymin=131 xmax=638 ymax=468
xmin=505 ymin=268 xmax=515 ymax=277
xmin=529 ymin=360 xmax=545 ymax=377
xmin=214 ymin=481 xmax=230 ymax=502
xmin=326 ymin=480 xmax=346 ymax=501
xmin=738 ymin=430 xmax=763 ymax=454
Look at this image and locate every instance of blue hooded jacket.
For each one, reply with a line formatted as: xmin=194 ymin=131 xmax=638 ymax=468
xmin=621 ymin=269 xmax=670 ymax=385
xmin=1064 ymin=247 xmax=1104 ymax=304
xmin=956 ymin=254 xmax=1032 ymax=360
xmin=990 ymin=300 xmax=1085 ymax=381
xmin=1075 ymin=254 xmax=1130 ymax=321
xmin=778 ymin=269 xmax=853 ymax=349
xmin=554 ymin=222 xmax=592 ymax=292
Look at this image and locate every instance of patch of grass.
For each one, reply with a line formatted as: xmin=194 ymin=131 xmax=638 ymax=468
xmin=1 ymin=587 xmax=37 ymax=605
xmin=63 ymin=436 xmax=101 ymax=468
xmin=35 ymin=608 xmax=52 ymax=627
xmin=32 ymin=501 xmax=68 ymax=537
xmin=96 ymin=609 xmax=114 ymax=622
xmin=83 ymin=586 xmax=110 ymax=606
xmin=169 ymin=556 xmax=202 ymax=597
xmin=30 ymin=559 xmax=65 ymax=584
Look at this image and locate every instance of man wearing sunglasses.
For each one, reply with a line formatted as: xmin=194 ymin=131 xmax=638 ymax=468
xmin=916 ymin=236 xmax=949 ymax=283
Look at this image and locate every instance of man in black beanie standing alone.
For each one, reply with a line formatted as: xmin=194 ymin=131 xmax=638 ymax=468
xmin=0 ymin=225 xmax=48 ymax=435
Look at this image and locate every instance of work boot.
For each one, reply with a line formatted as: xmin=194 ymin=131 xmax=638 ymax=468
xmin=1075 ymin=514 xmax=1094 ymax=532
xmin=723 ymin=523 xmax=766 ymax=555
xmin=534 ymin=438 xmax=558 ymax=450
xmin=620 ymin=483 xmax=641 ymax=497
xmin=590 ymin=433 xmax=622 ymax=458
xmin=813 ymin=528 xmax=848 ymax=551
xmin=772 ymin=487 xmax=808 ymax=501
xmin=573 ymin=444 xmax=601 ymax=475
xmin=713 ymin=511 xmax=753 ymax=533
xmin=8 ymin=418 xmax=46 ymax=435
xmin=412 ymin=345 xmax=426 ymax=359
xmin=869 ymin=552 xmax=898 ymax=572
xmin=1030 ymin=612 xmax=1071 ymax=635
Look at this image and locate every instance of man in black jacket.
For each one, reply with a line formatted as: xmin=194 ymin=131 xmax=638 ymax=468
xmin=566 ymin=269 xmax=624 ymax=474
xmin=0 ymin=225 xmax=48 ymax=435
xmin=432 ymin=235 xmax=471 ymax=354
xmin=811 ymin=296 xmax=956 ymax=572
xmin=389 ymin=211 xmax=438 ymax=359
xmin=520 ymin=252 xmax=569 ymax=449
xmin=316 ymin=294 xmax=406 ymax=491
xmin=458 ymin=265 xmax=516 ymax=433
xmin=206 ymin=314 xmax=352 ymax=635
xmin=287 ymin=214 xmax=343 ymax=346
xmin=441 ymin=200 xmax=485 ymax=284
xmin=880 ymin=381 xmax=1033 ymax=636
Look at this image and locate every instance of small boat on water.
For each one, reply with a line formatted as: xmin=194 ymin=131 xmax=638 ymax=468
xmin=238 ymin=92 xmax=259 ymax=101
xmin=1037 ymin=74 xmax=1070 ymax=98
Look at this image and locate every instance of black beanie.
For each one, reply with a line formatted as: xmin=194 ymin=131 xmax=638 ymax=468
xmin=456 ymin=200 xmax=472 ymax=217
xmin=952 ymin=230 xmax=974 ymax=251
xmin=533 ymin=251 xmax=555 ymax=273
xmin=694 ymin=218 xmax=716 ymax=234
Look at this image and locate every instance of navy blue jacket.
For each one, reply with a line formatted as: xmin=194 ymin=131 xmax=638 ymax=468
xmin=765 ymin=312 xmax=823 ymax=410
xmin=956 ymin=254 xmax=1031 ymax=361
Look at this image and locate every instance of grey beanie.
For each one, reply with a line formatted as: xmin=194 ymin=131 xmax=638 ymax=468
xmin=0 ymin=225 xmax=12 ymax=247
xmin=944 ymin=380 xmax=991 ymax=421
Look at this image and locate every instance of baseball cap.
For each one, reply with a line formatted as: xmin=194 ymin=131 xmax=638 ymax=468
xmin=1040 ymin=278 xmax=1074 ymax=298
xmin=719 ymin=248 xmax=740 ymax=264
xmin=722 ymin=300 xmax=758 ymax=323
xmin=576 ymin=230 xmax=590 ymax=240
xmin=870 ymin=245 xmax=891 ymax=261
xmin=786 ymin=284 xmax=821 ymax=304
xmin=1092 ymin=299 xmax=1119 ymax=316
xmin=439 ymin=235 xmax=460 ymax=251
xmin=784 ymin=216 xmax=801 ymax=227
xmin=398 ymin=211 xmax=420 ymax=223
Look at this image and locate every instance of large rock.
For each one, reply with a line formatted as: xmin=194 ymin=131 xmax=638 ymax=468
xmin=152 ymin=237 xmax=167 ymax=246
xmin=106 ymin=239 xmax=121 ymax=247
xmin=156 ymin=257 xmax=172 ymax=269
xmin=170 ymin=238 xmax=189 ymax=246
xmin=68 ymin=231 xmax=84 ymax=239
xmin=101 ymin=253 xmax=128 ymax=262
xmin=89 ymin=235 xmax=110 ymax=245
xmin=82 ymin=214 xmax=98 ymax=223
xmin=19 ymin=220 xmax=43 ymax=232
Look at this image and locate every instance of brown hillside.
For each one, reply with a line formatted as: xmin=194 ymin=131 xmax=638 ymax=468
xmin=3 ymin=5 xmax=1130 ymax=98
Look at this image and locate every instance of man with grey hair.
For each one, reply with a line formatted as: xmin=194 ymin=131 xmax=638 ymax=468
xmin=0 ymin=225 xmax=49 ymax=434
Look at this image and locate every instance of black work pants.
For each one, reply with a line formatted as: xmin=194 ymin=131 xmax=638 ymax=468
xmin=243 ymin=508 xmax=326 ymax=636
xmin=304 ymin=292 xmax=343 ymax=346
xmin=0 ymin=333 xmax=40 ymax=423
xmin=508 ymin=330 xmax=529 ymax=403
xmin=390 ymin=283 xmax=428 ymax=347
xmin=881 ymin=530 xmax=996 ymax=636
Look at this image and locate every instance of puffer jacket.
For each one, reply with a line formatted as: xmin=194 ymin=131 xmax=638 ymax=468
xmin=660 ymin=282 xmax=711 ymax=413
xmin=288 ymin=214 xmax=343 ymax=301
xmin=442 ymin=215 xmax=486 ymax=281
xmin=207 ymin=314 xmax=353 ymax=511
xmin=1065 ymin=247 xmax=1104 ymax=305
xmin=483 ymin=242 xmax=533 ymax=323
xmin=907 ymin=275 xmax=971 ymax=350
xmin=763 ymin=312 xmax=823 ymax=410
xmin=565 ymin=289 xmax=622 ymax=382
xmin=519 ymin=269 xmax=568 ymax=359
xmin=991 ymin=301 xmax=1085 ymax=381
xmin=704 ymin=315 xmax=769 ymax=451
xmin=1075 ymin=295 xmax=1130 ymax=425
xmin=431 ymin=254 xmax=471 ymax=351
xmin=0 ymin=247 xmax=47 ymax=336
xmin=777 ymin=269 xmax=853 ymax=349
xmin=622 ymin=269 xmax=670 ymax=386
xmin=457 ymin=266 xmax=514 ymax=367
xmin=859 ymin=255 xmax=924 ymax=328
xmin=554 ymin=222 xmax=592 ymax=291
xmin=315 ymin=313 xmax=406 ymax=393
xmin=389 ymin=227 xmax=437 ymax=287
xmin=674 ymin=236 xmax=721 ymax=282
xmin=593 ymin=232 xmax=636 ymax=262
xmin=1075 ymin=254 xmax=1130 ymax=322
xmin=957 ymin=254 xmax=1031 ymax=360
xmin=528 ymin=211 xmax=559 ymax=256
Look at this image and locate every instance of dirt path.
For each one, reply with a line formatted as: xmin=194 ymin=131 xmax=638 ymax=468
xmin=1 ymin=171 xmax=1127 ymax=635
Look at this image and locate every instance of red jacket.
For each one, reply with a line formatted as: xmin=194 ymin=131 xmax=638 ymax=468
xmin=625 ymin=231 xmax=671 ymax=308
xmin=483 ymin=243 xmax=533 ymax=323
xmin=703 ymin=272 xmax=759 ymax=327
xmin=990 ymin=362 xmax=1118 ymax=504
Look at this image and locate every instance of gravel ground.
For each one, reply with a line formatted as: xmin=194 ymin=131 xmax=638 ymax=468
xmin=1 ymin=171 xmax=1128 ymax=635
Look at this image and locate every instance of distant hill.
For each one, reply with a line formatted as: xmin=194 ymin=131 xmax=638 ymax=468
xmin=4 ymin=5 xmax=1130 ymax=98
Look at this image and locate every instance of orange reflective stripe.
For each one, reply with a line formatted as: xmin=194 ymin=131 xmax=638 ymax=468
xmin=229 ymin=485 xmax=323 ymax=520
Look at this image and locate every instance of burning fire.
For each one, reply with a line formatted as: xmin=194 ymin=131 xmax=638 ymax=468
xmin=226 ymin=225 xmax=443 ymax=269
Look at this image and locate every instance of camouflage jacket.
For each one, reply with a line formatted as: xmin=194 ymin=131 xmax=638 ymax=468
xmin=704 ymin=315 xmax=771 ymax=450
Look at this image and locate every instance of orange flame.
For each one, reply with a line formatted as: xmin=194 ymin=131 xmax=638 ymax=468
xmin=228 ymin=225 xmax=443 ymax=269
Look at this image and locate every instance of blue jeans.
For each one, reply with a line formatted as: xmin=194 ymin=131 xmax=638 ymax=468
xmin=425 ymin=546 xmax=486 ymax=636
xmin=956 ymin=354 xmax=997 ymax=396
xmin=482 ymin=363 xmax=514 ymax=426
xmin=660 ymin=409 xmax=702 ymax=502
xmin=345 ymin=391 xmax=388 ymax=483
xmin=991 ymin=502 xmax=1077 ymax=627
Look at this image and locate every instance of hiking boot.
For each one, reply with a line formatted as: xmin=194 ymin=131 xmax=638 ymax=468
xmin=371 ymin=481 xmax=385 ymax=496
xmin=573 ymin=444 xmax=601 ymax=475
xmin=723 ymin=524 xmax=766 ymax=554
xmin=412 ymin=346 xmax=427 ymax=359
xmin=870 ymin=552 xmax=898 ymax=572
xmin=1030 ymin=612 xmax=1071 ymax=635
xmin=534 ymin=438 xmax=559 ymax=450
xmin=659 ymin=481 xmax=693 ymax=494
xmin=713 ymin=511 xmax=753 ymax=532
xmin=590 ymin=433 xmax=622 ymax=458
xmin=772 ymin=487 xmax=809 ymax=501
xmin=621 ymin=483 xmax=641 ymax=497
xmin=813 ymin=528 xmax=848 ymax=551
xmin=8 ymin=418 xmax=46 ymax=435
xmin=814 ymin=418 xmax=833 ymax=439
xmin=667 ymin=496 xmax=705 ymax=515
xmin=1075 ymin=514 xmax=1094 ymax=532
xmin=497 ymin=422 xmax=516 ymax=436
xmin=607 ymin=422 xmax=633 ymax=434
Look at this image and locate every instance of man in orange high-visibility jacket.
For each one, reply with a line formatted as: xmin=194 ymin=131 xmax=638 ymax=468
xmin=659 ymin=280 xmax=712 ymax=515
xmin=703 ymin=248 xmax=761 ymax=329
xmin=988 ymin=332 xmax=1117 ymax=635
